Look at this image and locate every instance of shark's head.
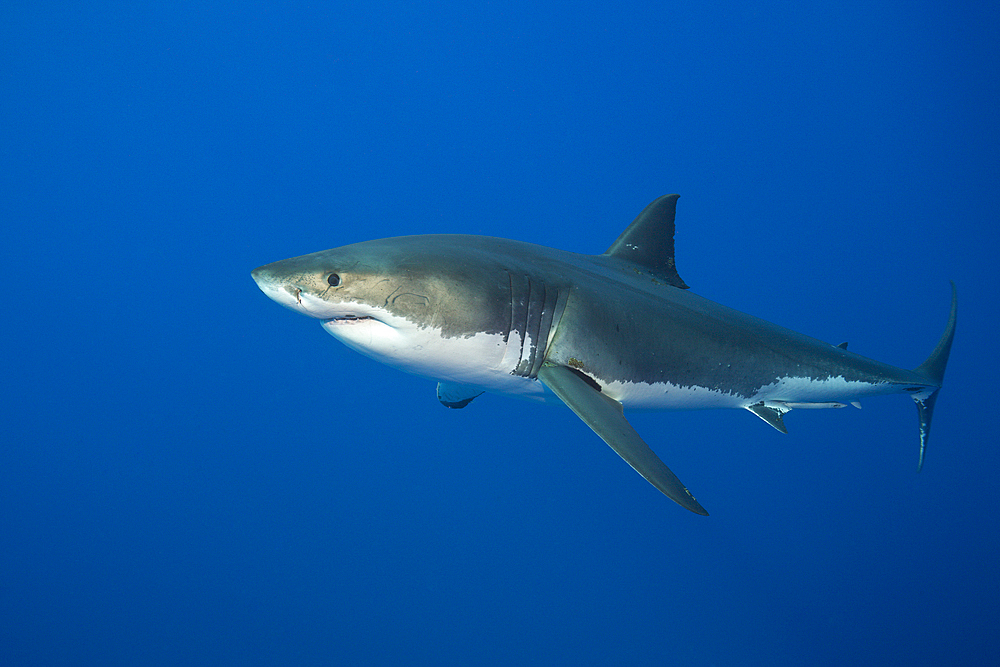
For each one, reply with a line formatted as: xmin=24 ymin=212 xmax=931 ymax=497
xmin=252 ymin=235 xmax=545 ymax=386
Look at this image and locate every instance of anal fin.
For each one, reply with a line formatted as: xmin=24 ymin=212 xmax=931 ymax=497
xmin=537 ymin=364 xmax=708 ymax=515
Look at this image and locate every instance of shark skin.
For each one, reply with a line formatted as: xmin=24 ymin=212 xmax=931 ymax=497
xmin=252 ymin=194 xmax=957 ymax=515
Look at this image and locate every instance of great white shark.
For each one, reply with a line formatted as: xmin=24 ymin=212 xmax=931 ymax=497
xmin=252 ymin=194 xmax=956 ymax=515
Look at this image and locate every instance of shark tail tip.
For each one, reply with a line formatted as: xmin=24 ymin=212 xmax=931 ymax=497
xmin=910 ymin=282 xmax=957 ymax=471
xmin=913 ymin=281 xmax=957 ymax=385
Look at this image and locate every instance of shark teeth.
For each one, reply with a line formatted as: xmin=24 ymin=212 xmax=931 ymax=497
xmin=328 ymin=315 xmax=374 ymax=322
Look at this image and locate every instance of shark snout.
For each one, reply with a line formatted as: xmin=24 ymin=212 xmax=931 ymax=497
xmin=252 ymin=268 xmax=303 ymax=311
xmin=250 ymin=265 xmax=282 ymax=294
xmin=252 ymin=265 xmax=349 ymax=321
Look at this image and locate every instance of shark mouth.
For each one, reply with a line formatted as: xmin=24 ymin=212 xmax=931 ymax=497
xmin=326 ymin=315 xmax=376 ymax=323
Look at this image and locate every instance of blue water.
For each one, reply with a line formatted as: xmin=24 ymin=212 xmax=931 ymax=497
xmin=3 ymin=2 xmax=997 ymax=665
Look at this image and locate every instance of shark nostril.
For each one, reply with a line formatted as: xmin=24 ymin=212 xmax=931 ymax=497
xmin=282 ymin=285 xmax=303 ymax=305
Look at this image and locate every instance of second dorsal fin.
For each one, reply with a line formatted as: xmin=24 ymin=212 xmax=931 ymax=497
xmin=603 ymin=194 xmax=688 ymax=289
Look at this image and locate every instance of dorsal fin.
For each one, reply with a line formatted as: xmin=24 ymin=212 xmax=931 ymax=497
xmin=604 ymin=194 xmax=688 ymax=289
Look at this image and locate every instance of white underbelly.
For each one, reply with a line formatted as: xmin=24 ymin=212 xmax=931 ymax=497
xmin=322 ymin=317 xmax=555 ymax=400
xmin=599 ymin=373 xmax=891 ymax=411
xmin=322 ymin=315 xmax=896 ymax=411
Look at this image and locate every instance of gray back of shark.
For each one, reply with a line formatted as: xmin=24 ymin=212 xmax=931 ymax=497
xmin=252 ymin=194 xmax=957 ymax=515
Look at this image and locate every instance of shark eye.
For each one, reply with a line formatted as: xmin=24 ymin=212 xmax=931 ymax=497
xmin=327 ymin=273 xmax=342 ymax=287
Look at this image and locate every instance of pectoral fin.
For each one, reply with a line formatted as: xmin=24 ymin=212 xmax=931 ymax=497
xmin=537 ymin=364 xmax=709 ymax=516
xmin=436 ymin=382 xmax=483 ymax=409
xmin=746 ymin=402 xmax=790 ymax=433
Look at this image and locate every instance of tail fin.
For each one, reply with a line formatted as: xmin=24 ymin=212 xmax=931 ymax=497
xmin=911 ymin=281 xmax=958 ymax=471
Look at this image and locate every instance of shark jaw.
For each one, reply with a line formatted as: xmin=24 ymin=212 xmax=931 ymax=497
xmin=252 ymin=266 xmax=532 ymax=393
xmin=251 ymin=270 xmax=411 ymax=365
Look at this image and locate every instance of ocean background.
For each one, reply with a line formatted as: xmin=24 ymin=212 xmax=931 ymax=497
xmin=3 ymin=2 xmax=997 ymax=665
